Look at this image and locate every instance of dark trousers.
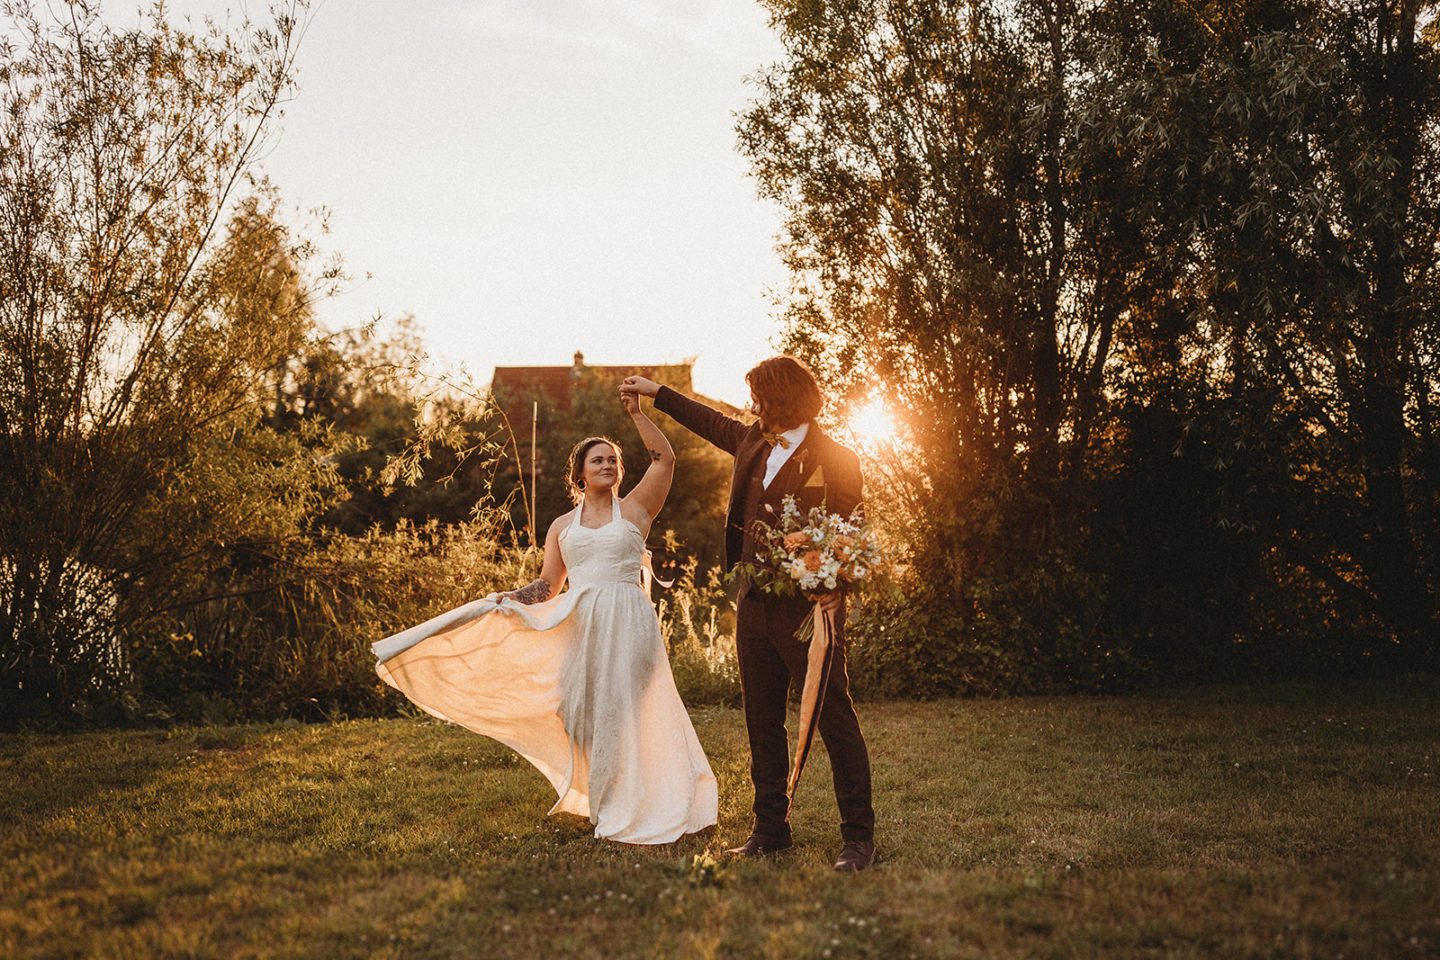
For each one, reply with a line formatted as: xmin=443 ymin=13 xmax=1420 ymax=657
xmin=735 ymin=588 xmax=875 ymax=843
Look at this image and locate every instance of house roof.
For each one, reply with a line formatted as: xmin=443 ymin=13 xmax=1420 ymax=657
xmin=490 ymin=351 xmax=694 ymax=416
xmin=489 ymin=351 xmax=750 ymax=435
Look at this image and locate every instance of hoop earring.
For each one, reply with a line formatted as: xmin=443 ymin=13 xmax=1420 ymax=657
xmin=577 ymin=479 xmax=586 ymax=491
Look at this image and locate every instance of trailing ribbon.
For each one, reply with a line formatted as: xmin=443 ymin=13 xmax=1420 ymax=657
xmin=787 ymin=602 xmax=837 ymax=805
xmin=639 ymin=549 xmax=674 ymax=599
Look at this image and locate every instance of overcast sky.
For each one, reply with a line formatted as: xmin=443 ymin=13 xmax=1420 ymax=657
xmin=150 ymin=0 xmax=790 ymax=405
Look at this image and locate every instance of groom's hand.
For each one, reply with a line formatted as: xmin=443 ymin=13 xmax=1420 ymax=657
xmin=811 ymin=590 xmax=844 ymax=614
xmin=620 ymin=375 xmax=660 ymax=398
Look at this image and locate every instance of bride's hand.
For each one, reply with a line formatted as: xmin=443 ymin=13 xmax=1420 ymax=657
xmin=620 ymin=389 xmax=640 ymax=415
xmin=620 ymin=375 xmax=660 ymax=398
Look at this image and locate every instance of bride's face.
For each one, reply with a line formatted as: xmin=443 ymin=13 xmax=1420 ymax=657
xmin=582 ymin=443 xmax=621 ymax=493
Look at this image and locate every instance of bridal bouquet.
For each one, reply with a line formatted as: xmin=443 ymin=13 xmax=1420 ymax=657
xmin=732 ymin=496 xmax=879 ymax=640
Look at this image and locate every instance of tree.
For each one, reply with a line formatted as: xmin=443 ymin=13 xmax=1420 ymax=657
xmin=0 ymin=0 xmax=317 ymax=719
xmin=1083 ymin=0 xmax=1440 ymax=662
xmin=742 ymin=0 xmax=1135 ymax=551
xmin=740 ymin=0 xmax=1153 ymax=688
xmin=741 ymin=0 xmax=1439 ymax=686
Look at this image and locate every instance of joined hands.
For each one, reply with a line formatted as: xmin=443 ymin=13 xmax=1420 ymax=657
xmin=619 ymin=375 xmax=660 ymax=411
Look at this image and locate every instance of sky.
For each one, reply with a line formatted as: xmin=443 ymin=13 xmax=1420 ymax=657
xmin=152 ymin=0 xmax=791 ymax=405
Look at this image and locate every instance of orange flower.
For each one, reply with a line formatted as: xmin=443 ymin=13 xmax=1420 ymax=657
xmin=803 ymin=550 xmax=824 ymax=572
xmin=783 ymin=532 xmax=810 ymax=551
xmin=833 ymin=534 xmax=856 ymax=559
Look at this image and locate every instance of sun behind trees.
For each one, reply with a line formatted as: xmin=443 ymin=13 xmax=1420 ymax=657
xmin=743 ymin=0 xmax=1439 ymax=691
xmin=4 ymin=0 xmax=1435 ymax=725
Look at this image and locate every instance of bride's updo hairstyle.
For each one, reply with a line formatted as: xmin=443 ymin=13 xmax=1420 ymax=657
xmin=745 ymin=355 xmax=824 ymax=429
xmin=566 ymin=436 xmax=623 ymax=504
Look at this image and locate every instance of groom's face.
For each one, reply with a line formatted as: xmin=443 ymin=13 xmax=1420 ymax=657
xmin=751 ymin=392 xmax=794 ymax=433
xmin=750 ymin=392 xmax=773 ymax=432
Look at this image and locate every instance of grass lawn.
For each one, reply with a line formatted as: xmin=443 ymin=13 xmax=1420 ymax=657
xmin=3 ymin=679 xmax=1438 ymax=959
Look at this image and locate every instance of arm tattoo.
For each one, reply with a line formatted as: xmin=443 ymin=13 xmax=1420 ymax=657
xmin=649 ymin=447 xmax=663 ymax=462
xmin=509 ymin=577 xmax=552 ymax=604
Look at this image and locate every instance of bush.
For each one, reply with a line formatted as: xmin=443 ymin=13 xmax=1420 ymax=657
xmin=845 ymin=556 xmax=1149 ymax=700
xmin=124 ymin=520 xmax=535 ymax=723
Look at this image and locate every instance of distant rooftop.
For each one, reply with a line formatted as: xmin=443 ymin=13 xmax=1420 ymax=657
xmin=490 ymin=351 xmax=693 ymax=415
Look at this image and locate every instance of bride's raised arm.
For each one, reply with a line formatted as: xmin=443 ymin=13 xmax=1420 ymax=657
xmin=620 ymin=391 xmax=673 ymax=524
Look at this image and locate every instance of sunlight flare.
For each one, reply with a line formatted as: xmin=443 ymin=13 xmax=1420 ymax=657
xmin=848 ymin=397 xmax=896 ymax=450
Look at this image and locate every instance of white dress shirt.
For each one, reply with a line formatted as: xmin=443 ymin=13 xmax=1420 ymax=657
xmin=762 ymin=423 xmax=810 ymax=489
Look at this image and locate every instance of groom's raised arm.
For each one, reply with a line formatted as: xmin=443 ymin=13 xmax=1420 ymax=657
xmin=653 ymin=386 xmax=749 ymax=455
xmin=621 ymin=377 xmax=748 ymax=456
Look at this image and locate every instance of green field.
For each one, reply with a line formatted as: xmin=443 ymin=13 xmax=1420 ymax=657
xmin=3 ymin=680 xmax=1438 ymax=958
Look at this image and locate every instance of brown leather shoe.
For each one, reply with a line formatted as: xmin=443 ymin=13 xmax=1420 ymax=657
xmin=725 ymin=834 xmax=794 ymax=858
xmin=834 ymin=840 xmax=876 ymax=872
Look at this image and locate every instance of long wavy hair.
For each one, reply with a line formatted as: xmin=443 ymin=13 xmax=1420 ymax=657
xmin=745 ymin=355 xmax=824 ymax=429
xmin=565 ymin=436 xmax=623 ymax=504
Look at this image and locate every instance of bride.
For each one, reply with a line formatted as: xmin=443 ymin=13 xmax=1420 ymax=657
xmin=372 ymin=393 xmax=717 ymax=844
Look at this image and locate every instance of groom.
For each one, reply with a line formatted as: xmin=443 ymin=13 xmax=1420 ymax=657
xmin=621 ymin=357 xmax=876 ymax=872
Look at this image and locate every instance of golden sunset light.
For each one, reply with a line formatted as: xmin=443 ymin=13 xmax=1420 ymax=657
xmin=847 ymin=396 xmax=896 ymax=450
xmin=6 ymin=0 xmax=1438 ymax=950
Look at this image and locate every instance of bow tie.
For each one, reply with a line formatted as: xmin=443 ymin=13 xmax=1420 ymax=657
xmin=762 ymin=432 xmax=791 ymax=450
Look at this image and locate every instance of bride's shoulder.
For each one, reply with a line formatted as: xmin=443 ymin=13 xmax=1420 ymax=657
xmin=548 ymin=510 xmax=576 ymax=538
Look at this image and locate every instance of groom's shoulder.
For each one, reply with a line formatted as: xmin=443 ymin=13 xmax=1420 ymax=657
xmin=811 ymin=426 xmax=860 ymax=464
xmin=808 ymin=429 xmax=863 ymax=487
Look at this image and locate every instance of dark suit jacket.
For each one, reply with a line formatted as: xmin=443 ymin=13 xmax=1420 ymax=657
xmin=654 ymin=385 xmax=863 ymax=572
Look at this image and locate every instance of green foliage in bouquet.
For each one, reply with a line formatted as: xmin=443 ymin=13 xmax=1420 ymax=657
xmin=728 ymin=497 xmax=881 ymax=642
xmin=730 ymin=496 xmax=878 ymax=599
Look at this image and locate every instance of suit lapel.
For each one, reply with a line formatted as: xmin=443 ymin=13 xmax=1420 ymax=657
xmin=770 ymin=432 xmax=813 ymax=492
xmin=736 ymin=432 xmax=768 ymax=490
xmin=760 ymin=427 xmax=829 ymax=510
xmin=732 ymin=429 xmax=769 ymax=524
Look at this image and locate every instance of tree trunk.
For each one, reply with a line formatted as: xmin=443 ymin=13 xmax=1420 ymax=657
xmin=1352 ymin=3 xmax=1436 ymax=665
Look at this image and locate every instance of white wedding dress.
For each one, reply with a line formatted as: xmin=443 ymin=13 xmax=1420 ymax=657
xmin=372 ymin=497 xmax=717 ymax=844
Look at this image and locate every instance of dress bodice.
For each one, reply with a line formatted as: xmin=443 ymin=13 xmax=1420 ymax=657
xmin=560 ymin=496 xmax=645 ymax=588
